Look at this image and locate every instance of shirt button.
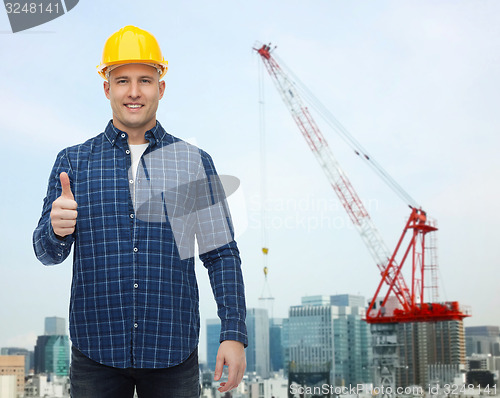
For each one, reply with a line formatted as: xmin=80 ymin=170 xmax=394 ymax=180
xmin=130 ymin=214 xmax=134 ymax=219
xmin=134 ymin=283 xmax=139 ymax=289
xmin=121 ymin=133 xmax=126 ymax=138
xmin=129 ymin=179 xmax=134 ymax=184
xmin=126 ymin=149 xmax=130 ymax=154
xmin=134 ymin=323 xmax=138 ymax=328
xmin=133 ymin=247 xmax=138 ymax=253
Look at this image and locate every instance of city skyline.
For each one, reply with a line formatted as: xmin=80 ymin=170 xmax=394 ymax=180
xmin=203 ymin=296 xmax=499 ymax=385
xmin=1 ymin=1 xmax=500 ymax=361
xmin=2 ymin=316 xmax=499 ymax=397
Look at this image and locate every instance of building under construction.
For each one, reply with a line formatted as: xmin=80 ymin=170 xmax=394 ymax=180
xmin=397 ymin=320 xmax=466 ymax=387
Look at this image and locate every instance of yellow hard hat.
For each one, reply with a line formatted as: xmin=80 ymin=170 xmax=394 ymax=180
xmin=97 ymin=25 xmax=168 ymax=79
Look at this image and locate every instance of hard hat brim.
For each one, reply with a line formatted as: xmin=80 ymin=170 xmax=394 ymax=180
xmin=97 ymin=59 xmax=168 ymax=79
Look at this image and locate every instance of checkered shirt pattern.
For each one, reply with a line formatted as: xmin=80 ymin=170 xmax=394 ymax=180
xmin=33 ymin=121 xmax=247 ymax=368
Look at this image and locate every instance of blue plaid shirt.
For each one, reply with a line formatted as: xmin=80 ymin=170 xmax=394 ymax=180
xmin=33 ymin=121 xmax=247 ymax=368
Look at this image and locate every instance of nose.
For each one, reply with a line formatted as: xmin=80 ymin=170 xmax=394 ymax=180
xmin=128 ymin=81 xmax=140 ymax=99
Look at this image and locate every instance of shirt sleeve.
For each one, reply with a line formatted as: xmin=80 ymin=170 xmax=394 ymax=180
xmin=196 ymin=151 xmax=248 ymax=347
xmin=33 ymin=149 xmax=75 ymax=265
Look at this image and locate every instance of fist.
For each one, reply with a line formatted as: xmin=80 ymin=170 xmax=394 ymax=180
xmin=50 ymin=172 xmax=78 ymax=239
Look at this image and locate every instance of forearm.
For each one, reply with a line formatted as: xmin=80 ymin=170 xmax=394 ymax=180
xmin=203 ymin=241 xmax=248 ymax=346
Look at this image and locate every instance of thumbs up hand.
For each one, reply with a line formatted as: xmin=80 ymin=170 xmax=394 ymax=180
xmin=50 ymin=172 xmax=78 ymax=239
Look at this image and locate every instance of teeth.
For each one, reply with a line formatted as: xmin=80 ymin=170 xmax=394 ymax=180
xmin=126 ymin=104 xmax=142 ymax=108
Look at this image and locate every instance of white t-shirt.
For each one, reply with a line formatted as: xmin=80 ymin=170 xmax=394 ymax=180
xmin=129 ymin=143 xmax=149 ymax=201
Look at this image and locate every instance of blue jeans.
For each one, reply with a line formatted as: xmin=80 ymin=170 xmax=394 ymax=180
xmin=70 ymin=346 xmax=200 ymax=398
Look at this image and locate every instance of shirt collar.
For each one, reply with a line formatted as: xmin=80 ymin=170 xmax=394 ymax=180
xmin=104 ymin=120 xmax=171 ymax=147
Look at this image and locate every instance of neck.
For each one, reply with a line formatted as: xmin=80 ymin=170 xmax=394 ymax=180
xmin=127 ymin=131 xmax=149 ymax=145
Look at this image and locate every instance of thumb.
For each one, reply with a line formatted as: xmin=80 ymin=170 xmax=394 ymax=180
xmin=60 ymin=172 xmax=74 ymax=199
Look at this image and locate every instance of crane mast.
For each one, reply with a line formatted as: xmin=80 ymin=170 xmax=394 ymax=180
xmin=255 ymin=43 xmax=468 ymax=324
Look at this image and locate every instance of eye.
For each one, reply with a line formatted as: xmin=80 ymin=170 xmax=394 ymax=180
xmin=117 ymin=79 xmax=127 ymax=84
xmin=141 ymin=79 xmax=152 ymax=84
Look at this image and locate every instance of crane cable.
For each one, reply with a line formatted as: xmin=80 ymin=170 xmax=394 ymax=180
xmin=258 ymin=58 xmax=272 ymax=300
xmin=273 ymin=53 xmax=420 ymax=210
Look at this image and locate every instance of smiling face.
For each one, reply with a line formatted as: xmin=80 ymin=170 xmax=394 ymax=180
xmin=103 ymin=63 xmax=166 ymax=143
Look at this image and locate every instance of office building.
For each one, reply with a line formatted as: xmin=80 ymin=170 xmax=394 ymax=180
xmin=0 ymin=375 xmax=17 ymax=398
xmin=1 ymin=347 xmax=34 ymax=374
xmin=44 ymin=317 xmax=66 ymax=335
xmin=34 ymin=335 xmax=70 ymax=376
xmin=334 ymin=298 xmax=372 ymax=385
xmin=0 ymin=355 xmax=25 ymax=397
xmin=301 ymin=295 xmax=330 ymax=306
xmin=246 ymin=308 xmax=270 ymax=378
xmin=465 ymin=325 xmax=500 ymax=356
xmin=206 ymin=318 xmax=221 ymax=371
xmin=269 ymin=318 xmax=284 ymax=372
xmin=282 ymin=318 xmax=290 ymax=374
xmin=33 ymin=317 xmax=70 ymax=376
xmin=288 ymin=300 xmax=335 ymax=383
xmin=330 ymin=294 xmax=365 ymax=308
xmin=287 ymin=294 xmax=372 ymax=386
xmin=466 ymin=353 xmax=500 ymax=371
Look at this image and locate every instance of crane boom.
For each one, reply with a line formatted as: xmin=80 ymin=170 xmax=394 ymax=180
xmin=256 ymin=44 xmax=412 ymax=310
xmin=255 ymin=43 xmax=469 ymax=323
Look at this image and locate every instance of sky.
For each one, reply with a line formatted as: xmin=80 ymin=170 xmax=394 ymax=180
xmin=0 ymin=1 xmax=499 ymax=362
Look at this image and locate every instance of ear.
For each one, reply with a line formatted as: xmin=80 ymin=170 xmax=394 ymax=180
xmin=158 ymin=80 xmax=166 ymax=100
xmin=103 ymin=80 xmax=111 ymax=100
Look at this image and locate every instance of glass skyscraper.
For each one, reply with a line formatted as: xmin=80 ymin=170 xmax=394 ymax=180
xmin=34 ymin=335 xmax=70 ymax=376
xmin=288 ymin=294 xmax=372 ymax=386
xmin=269 ymin=318 xmax=284 ymax=372
xmin=34 ymin=317 xmax=70 ymax=376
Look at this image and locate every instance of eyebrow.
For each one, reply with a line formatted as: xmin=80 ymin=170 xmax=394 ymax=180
xmin=113 ymin=75 xmax=156 ymax=80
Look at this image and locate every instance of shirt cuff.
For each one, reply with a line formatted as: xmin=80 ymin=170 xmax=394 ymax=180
xmin=220 ymin=319 xmax=248 ymax=348
xmin=47 ymin=223 xmax=74 ymax=250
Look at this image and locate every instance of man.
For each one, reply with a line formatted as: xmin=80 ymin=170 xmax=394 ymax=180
xmin=33 ymin=25 xmax=247 ymax=397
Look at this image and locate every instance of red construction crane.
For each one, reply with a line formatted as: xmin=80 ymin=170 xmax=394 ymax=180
xmin=255 ymin=43 xmax=469 ymax=324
